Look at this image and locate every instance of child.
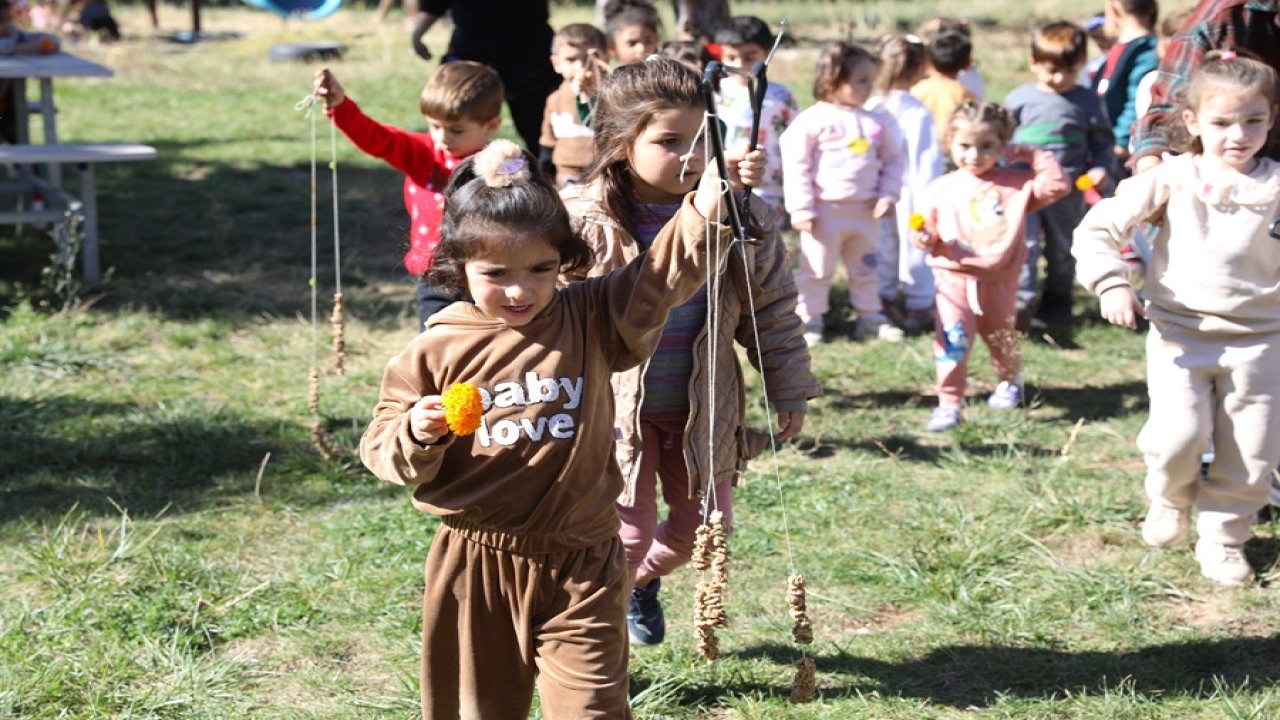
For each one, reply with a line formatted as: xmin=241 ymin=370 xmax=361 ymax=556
xmin=1005 ymin=21 xmax=1116 ymax=325
xmin=867 ymin=33 xmax=945 ymax=333
xmin=560 ymin=56 xmax=819 ymax=645
xmin=539 ymin=22 xmax=609 ymax=188
xmin=313 ymin=62 xmax=503 ymax=330
xmin=1080 ymin=15 xmax=1113 ymax=87
xmin=1093 ymin=0 xmax=1159 ymax=166
xmin=911 ymin=29 xmax=979 ymax=142
xmin=658 ymin=39 xmax=712 ymax=71
xmin=1133 ymin=10 xmax=1190 ymax=124
xmin=359 ymin=138 xmax=743 ymax=718
xmin=919 ymin=16 xmax=987 ymax=101
xmin=781 ymin=41 xmax=907 ymax=345
xmin=603 ymin=0 xmax=660 ymax=66
xmin=714 ymin=15 xmax=799 ymax=223
xmin=913 ymin=102 xmax=1069 ymax=431
xmin=0 ymin=0 xmax=59 ymax=56
xmin=0 ymin=0 xmax=59 ymax=144
xmin=1073 ymin=52 xmax=1280 ymax=587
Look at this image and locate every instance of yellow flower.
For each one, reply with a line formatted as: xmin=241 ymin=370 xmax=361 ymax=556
xmin=848 ymin=137 xmax=870 ymax=155
xmin=909 ymin=212 xmax=926 ymax=231
xmin=1075 ymin=174 xmax=1094 ymax=192
xmin=441 ymin=383 xmax=484 ymax=436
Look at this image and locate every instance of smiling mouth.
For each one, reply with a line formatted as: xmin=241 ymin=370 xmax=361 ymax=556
xmin=506 ymin=304 xmax=532 ymax=313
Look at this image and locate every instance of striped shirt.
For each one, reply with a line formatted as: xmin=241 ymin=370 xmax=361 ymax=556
xmin=635 ymin=202 xmax=707 ymax=420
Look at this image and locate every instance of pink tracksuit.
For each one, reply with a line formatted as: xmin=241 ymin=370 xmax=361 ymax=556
xmin=780 ymin=101 xmax=905 ymax=321
xmin=919 ymin=149 xmax=1068 ymax=406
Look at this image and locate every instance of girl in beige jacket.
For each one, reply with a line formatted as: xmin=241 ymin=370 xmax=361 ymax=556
xmin=561 ymin=57 xmax=821 ymax=645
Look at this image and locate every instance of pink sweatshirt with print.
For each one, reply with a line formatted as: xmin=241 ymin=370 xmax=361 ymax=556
xmin=920 ymin=148 xmax=1069 ymax=282
xmin=779 ymin=101 xmax=905 ymax=226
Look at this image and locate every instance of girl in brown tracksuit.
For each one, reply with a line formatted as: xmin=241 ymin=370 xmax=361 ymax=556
xmin=561 ymin=57 xmax=821 ymax=646
xmin=359 ymin=138 xmax=760 ymax=718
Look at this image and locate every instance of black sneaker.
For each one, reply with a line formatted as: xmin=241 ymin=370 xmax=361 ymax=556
xmin=627 ymin=578 xmax=665 ymax=645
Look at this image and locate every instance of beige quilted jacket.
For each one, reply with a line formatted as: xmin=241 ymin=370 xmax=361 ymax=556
xmin=561 ymin=180 xmax=822 ymax=506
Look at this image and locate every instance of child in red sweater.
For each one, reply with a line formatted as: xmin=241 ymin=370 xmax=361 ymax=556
xmin=313 ymin=62 xmax=504 ymax=329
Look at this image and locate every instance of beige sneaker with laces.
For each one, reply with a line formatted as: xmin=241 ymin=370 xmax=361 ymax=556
xmin=1194 ymin=539 xmax=1255 ymax=587
xmin=1141 ymin=501 xmax=1189 ymax=548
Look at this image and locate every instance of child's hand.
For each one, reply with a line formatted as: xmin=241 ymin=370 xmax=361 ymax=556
xmin=1002 ymin=144 xmax=1035 ymax=164
xmin=912 ymin=229 xmax=939 ymax=250
xmin=792 ymin=219 xmax=814 ymax=235
xmin=313 ymin=68 xmax=346 ymax=110
xmin=776 ymin=411 xmax=805 ymax=441
xmin=1099 ymin=285 xmax=1144 ymax=329
xmin=409 ymin=395 xmax=449 ymax=445
xmin=1085 ymin=166 xmax=1109 ymax=190
xmin=873 ymin=198 xmax=895 ymax=219
xmin=725 ymin=148 xmax=767 ymax=190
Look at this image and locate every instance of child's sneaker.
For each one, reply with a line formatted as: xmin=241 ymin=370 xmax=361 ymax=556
xmin=925 ymin=406 xmax=962 ymax=432
xmin=986 ymin=380 xmax=1022 ymax=410
xmin=627 ymin=578 xmax=665 ymax=645
xmin=855 ymin=313 xmax=904 ymax=342
xmin=1194 ymin=539 xmax=1255 ymax=587
xmin=1141 ymin=501 xmax=1190 ymax=547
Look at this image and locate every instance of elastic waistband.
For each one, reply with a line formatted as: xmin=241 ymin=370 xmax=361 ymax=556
xmin=441 ymin=515 xmax=619 ymax=555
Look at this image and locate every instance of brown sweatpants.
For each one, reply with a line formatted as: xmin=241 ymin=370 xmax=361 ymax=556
xmin=420 ymin=526 xmax=631 ymax=720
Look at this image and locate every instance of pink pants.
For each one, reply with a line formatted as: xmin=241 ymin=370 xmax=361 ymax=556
xmin=933 ymin=269 xmax=1020 ymax=407
xmin=1139 ymin=322 xmax=1280 ymax=545
xmin=795 ymin=200 xmax=882 ymax=323
xmin=617 ymin=416 xmax=734 ymax=588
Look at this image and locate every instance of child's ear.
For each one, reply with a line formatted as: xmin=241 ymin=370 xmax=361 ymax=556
xmin=1181 ymin=108 xmax=1200 ymax=137
xmin=484 ymin=116 xmax=502 ymax=135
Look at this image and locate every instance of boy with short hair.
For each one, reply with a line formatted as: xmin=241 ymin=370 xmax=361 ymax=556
xmin=911 ymin=30 xmax=978 ymax=140
xmin=539 ymin=23 xmax=608 ymax=188
xmin=713 ymin=15 xmax=798 ymax=222
xmin=313 ymin=62 xmax=504 ymax=328
xmin=1005 ymin=21 xmax=1116 ymax=325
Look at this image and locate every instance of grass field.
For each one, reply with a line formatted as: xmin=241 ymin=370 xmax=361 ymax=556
xmin=3 ymin=2 xmax=1279 ymax=718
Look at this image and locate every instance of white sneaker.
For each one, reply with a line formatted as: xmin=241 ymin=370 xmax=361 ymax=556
xmin=1141 ymin=501 xmax=1189 ymax=548
xmin=855 ymin=313 xmax=903 ymax=342
xmin=803 ymin=330 xmax=822 ymax=348
xmin=1195 ymin=539 xmax=1254 ymax=587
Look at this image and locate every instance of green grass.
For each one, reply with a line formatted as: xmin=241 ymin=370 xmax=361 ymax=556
xmin=2 ymin=2 xmax=1277 ymax=718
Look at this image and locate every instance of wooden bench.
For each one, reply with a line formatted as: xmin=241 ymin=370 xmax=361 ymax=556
xmin=0 ymin=142 xmax=157 ymax=288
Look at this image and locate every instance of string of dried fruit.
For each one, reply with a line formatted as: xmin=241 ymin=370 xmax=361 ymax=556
xmin=788 ymin=573 xmax=813 ymax=645
xmin=790 ymin=656 xmax=816 ymax=703
xmin=330 ymin=292 xmax=345 ymax=375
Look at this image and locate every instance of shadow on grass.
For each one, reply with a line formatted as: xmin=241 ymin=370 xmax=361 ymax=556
xmin=723 ymin=636 xmax=1280 ymax=708
xmin=0 ymin=394 xmax=368 ymax=525
xmin=0 ymin=139 xmax=421 ymax=331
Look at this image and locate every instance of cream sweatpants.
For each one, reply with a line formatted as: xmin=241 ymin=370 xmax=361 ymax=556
xmin=1140 ymin=322 xmax=1280 ymax=545
xmin=794 ymin=200 xmax=883 ymax=324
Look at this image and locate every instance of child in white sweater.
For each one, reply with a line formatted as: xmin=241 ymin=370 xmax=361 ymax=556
xmin=867 ymin=34 xmax=944 ymax=332
xmin=1073 ymin=51 xmax=1280 ymax=587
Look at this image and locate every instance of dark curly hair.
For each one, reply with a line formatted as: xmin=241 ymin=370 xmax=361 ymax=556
xmin=428 ymin=146 xmax=593 ymax=294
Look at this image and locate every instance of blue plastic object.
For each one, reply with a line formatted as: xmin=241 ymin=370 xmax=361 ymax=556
xmin=241 ymin=0 xmax=342 ymax=21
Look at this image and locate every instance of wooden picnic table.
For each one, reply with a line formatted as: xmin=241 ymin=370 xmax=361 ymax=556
xmin=0 ymin=51 xmax=155 ymax=287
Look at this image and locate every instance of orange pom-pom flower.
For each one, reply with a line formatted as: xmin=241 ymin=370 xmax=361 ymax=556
xmin=1074 ymin=175 xmax=1094 ymax=192
xmin=441 ymin=383 xmax=484 ymax=436
xmin=909 ymin=212 xmax=926 ymax=231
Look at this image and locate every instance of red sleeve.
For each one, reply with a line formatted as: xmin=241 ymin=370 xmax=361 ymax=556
xmin=329 ymin=98 xmax=442 ymax=187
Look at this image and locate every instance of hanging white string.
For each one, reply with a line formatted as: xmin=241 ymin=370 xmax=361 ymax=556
xmin=297 ymin=94 xmax=320 ymax=391
xmin=329 ymin=116 xmax=342 ymax=296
